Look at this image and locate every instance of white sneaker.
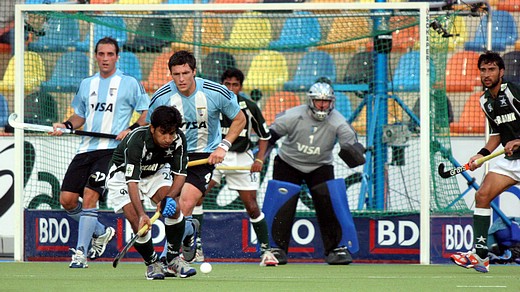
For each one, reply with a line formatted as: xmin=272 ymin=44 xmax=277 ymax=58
xmin=69 ymin=248 xmax=88 ymax=268
xmin=260 ymin=250 xmax=279 ymax=267
xmin=88 ymin=227 xmax=115 ymax=259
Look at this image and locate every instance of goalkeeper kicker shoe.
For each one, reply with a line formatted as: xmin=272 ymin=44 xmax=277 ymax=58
xmin=165 ymin=256 xmax=197 ymax=278
xmin=146 ymin=261 xmax=165 ymax=280
xmin=69 ymin=248 xmax=88 ymax=268
xmin=260 ymin=250 xmax=279 ymax=267
xmin=182 ymin=219 xmax=200 ymax=262
xmin=326 ymin=246 xmax=353 ymax=265
xmin=450 ymin=250 xmax=489 ymax=273
xmin=88 ymin=226 xmax=115 ymax=259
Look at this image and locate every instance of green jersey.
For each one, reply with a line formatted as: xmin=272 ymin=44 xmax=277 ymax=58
xmin=481 ymin=82 xmax=520 ymax=160
xmin=110 ymin=126 xmax=188 ymax=181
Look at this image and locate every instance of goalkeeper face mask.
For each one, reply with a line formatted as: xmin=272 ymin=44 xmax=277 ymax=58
xmin=307 ymin=82 xmax=336 ymax=121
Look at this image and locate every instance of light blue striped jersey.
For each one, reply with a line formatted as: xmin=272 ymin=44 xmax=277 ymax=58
xmin=72 ymin=69 xmax=149 ymax=154
xmin=148 ymin=77 xmax=240 ymax=153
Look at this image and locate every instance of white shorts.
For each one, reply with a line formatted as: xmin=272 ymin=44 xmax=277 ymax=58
xmin=490 ymin=157 xmax=520 ymax=182
xmin=212 ymin=150 xmax=259 ymax=191
xmin=106 ymin=163 xmax=173 ymax=213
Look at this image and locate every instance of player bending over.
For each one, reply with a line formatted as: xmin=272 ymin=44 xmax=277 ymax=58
xmin=106 ymin=105 xmax=195 ymax=280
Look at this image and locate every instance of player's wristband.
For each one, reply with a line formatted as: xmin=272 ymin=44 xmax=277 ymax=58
xmin=477 ymin=148 xmax=491 ymax=156
xmin=128 ymin=122 xmax=139 ymax=131
xmin=255 ymin=159 xmax=264 ymax=164
xmin=218 ymin=139 xmax=232 ymax=152
xmin=63 ymin=121 xmax=73 ymax=130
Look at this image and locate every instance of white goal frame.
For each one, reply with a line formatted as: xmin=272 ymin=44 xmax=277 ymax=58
xmin=13 ymin=2 xmax=431 ymax=263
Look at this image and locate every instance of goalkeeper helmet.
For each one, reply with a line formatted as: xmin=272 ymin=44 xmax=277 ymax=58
xmin=307 ymin=82 xmax=335 ymax=121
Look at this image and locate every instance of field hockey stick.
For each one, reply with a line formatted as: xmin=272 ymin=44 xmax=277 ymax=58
xmin=112 ymin=211 xmax=161 ymax=268
xmin=187 ymin=158 xmax=252 ymax=170
xmin=437 ymin=149 xmax=505 ymax=179
xmin=8 ymin=113 xmax=117 ymax=139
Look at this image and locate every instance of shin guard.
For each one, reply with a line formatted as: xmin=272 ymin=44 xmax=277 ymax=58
xmin=312 ymin=178 xmax=359 ymax=254
xmin=262 ymin=180 xmax=301 ymax=251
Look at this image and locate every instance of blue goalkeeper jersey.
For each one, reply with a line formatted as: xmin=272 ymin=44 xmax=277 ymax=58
xmin=72 ymin=69 xmax=149 ymax=154
xmin=148 ymin=77 xmax=240 ymax=153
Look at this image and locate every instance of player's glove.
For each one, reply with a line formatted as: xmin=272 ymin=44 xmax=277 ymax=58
xmin=161 ymin=197 xmax=177 ymax=217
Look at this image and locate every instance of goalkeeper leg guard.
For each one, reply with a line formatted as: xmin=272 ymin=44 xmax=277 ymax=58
xmin=310 ymin=179 xmax=359 ymax=255
xmin=262 ymin=180 xmax=301 ymax=253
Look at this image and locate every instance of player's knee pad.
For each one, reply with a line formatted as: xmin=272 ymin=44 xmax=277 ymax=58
xmin=312 ymin=178 xmax=359 ymax=254
xmin=262 ymin=180 xmax=300 ymax=246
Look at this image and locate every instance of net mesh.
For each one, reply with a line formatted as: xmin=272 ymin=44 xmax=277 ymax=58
xmin=14 ymin=6 xmax=474 ymax=217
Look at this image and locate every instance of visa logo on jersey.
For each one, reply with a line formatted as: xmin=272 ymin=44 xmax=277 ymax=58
xmin=90 ymin=102 xmax=114 ymax=112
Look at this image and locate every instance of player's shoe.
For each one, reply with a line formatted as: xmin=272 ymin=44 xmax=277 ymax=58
xmin=182 ymin=219 xmax=200 ymax=263
xmin=450 ymin=250 xmax=489 ymax=273
xmin=69 ymin=248 xmax=88 ymax=268
xmin=165 ymin=256 xmax=197 ymax=278
xmin=145 ymin=261 xmax=165 ymax=280
xmin=195 ymin=241 xmax=205 ymax=263
xmin=88 ymin=226 xmax=115 ymax=259
xmin=270 ymin=248 xmax=288 ymax=265
xmin=260 ymin=250 xmax=279 ymax=267
xmin=326 ymin=246 xmax=353 ymax=265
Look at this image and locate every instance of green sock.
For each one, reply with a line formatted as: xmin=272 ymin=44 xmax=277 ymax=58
xmin=473 ymin=209 xmax=491 ymax=259
xmin=134 ymin=237 xmax=157 ymax=265
xmin=165 ymin=218 xmax=185 ymax=262
xmin=252 ymin=216 xmax=270 ymax=253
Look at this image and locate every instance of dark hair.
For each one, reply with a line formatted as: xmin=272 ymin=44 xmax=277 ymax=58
xmin=95 ymin=36 xmax=119 ymax=55
xmin=315 ymin=76 xmax=332 ymax=85
xmin=478 ymin=51 xmax=505 ymax=70
xmin=150 ymin=105 xmax=183 ymax=133
xmin=221 ymin=68 xmax=244 ymax=85
xmin=168 ymin=50 xmax=197 ymax=72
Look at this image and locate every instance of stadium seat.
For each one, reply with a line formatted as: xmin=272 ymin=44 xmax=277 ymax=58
xmin=40 ymin=52 xmax=89 ymax=93
xmin=0 ymin=94 xmax=8 ymax=128
xmin=243 ymin=50 xmax=289 ymax=93
xmin=122 ymin=18 xmax=173 ymax=53
xmin=389 ymin=51 xmax=435 ymax=92
xmin=317 ymin=17 xmax=370 ymax=53
xmin=445 ymin=50 xmax=481 ymax=92
xmin=335 ymin=92 xmax=352 ymax=119
xmin=24 ymin=90 xmax=58 ymax=126
xmin=496 ymin=0 xmax=520 ymax=12
xmin=28 ymin=17 xmax=80 ymax=52
xmin=141 ymin=51 xmax=173 ymax=93
xmin=503 ymin=51 xmax=520 ymax=84
xmin=365 ymin=16 xmax=419 ymax=53
xmin=283 ymin=51 xmax=336 ymax=92
xmin=199 ymin=51 xmax=236 ymax=83
xmin=262 ymin=91 xmax=301 ymax=125
xmin=171 ymin=16 xmax=225 ymax=53
xmin=268 ymin=11 xmax=321 ymax=52
xmin=343 ymin=51 xmax=374 ymax=85
xmin=75 ymin=16 xmax=127 ymax=52
xmin=118 ymin=51 xmax=142 ymax=81
xmin=450 ymin=92 xmax=485 ymax=134
xmin=117 ymin=0 xmax=162 ymax=3
xmin=221 ymin=12 xmax=272 ymax=50
xmin=464 ymin=10 xmax=517 ymax=52
xmin=0 ymin=51 xmax=46 ymax=94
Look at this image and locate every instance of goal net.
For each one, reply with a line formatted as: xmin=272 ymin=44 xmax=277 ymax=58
xmin=12 ymin=2 xmax=474 ymax=261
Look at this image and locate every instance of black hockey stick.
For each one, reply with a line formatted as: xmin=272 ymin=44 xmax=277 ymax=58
xmin=437 ymin=149 xmax=505 ymax=178
xmin=8 ymin=113 xmax=117 ymax=139
xmin=112 ymin=211 xmax=161 ymax=268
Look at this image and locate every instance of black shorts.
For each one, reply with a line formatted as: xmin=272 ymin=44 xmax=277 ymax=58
xmin=61 ymin=149 xmax=114 ymax=197
xmin=187 ymin=153 xmax=215 ymax=194
xmin=272 ymin=155 xmax=334 ymax=189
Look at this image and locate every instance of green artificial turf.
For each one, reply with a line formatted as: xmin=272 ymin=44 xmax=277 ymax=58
xmin=0 ymin=261 xmax=518 ymax=291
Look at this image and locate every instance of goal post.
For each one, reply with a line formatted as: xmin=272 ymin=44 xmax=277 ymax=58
xmin=13 ymin=2 xmax=439 ymax=263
